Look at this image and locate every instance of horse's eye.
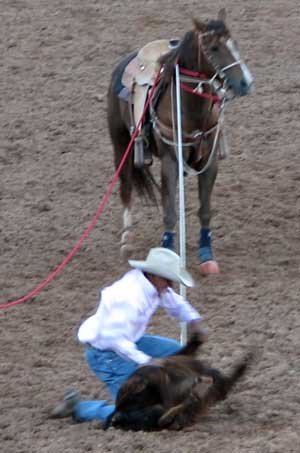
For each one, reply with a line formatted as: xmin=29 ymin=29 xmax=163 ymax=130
xmin=211 ymin=45 xmax=219 ymax=52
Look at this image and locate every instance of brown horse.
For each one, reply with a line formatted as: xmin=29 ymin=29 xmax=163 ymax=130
xmin=104 ymin=333 xmax=251 ymax=431
xmin=107 ymin=9 xmax=253 ymax=274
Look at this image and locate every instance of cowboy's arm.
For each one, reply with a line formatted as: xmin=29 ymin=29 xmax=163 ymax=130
xmin=160 ymin=288 xmax=202 ymax=322
xmin=188 ymin=319 xmax=208 ymax=342
xmin=159 ymin=289 xmax=208 ymax=340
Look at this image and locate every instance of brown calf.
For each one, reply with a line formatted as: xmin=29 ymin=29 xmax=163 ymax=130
xmin=104 ymin=334 xmax=251 ymax=431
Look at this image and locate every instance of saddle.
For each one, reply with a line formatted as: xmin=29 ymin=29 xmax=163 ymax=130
xmin=120 ymin=39 xmax=178 ymax=167
xmin=122 ymin=40 xmax=177 ymax=127
xmin=122 ymin=39 xmax=171 ymax=89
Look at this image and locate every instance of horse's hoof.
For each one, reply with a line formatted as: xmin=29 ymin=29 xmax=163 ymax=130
xmin=161 ymin=232 xmax=175 ymax=250
xmin=120 ymin=244 xmax=134 ymax=261
xmin=199 ymin=260 xmax=220 ymax=275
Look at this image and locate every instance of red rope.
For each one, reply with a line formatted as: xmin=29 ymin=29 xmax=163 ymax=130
xmin=0 ymin=74 xmax=161 ymax=309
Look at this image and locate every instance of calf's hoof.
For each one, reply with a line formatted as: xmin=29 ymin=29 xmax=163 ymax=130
xmin=199 ymin=260 xmax=220 ymax=275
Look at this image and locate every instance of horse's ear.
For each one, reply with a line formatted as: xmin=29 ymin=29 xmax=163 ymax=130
xmin=217 ymin=8 xmax=227 ymax=22
xmin=193 ymin=18 xmax=207 ymax=33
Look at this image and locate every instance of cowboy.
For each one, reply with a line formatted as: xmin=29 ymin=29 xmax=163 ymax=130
xmin=51 ymin=247 xmax=207 ymax=423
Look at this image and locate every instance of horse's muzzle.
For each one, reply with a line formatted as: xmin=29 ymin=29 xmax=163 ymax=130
xmin=226 ymin=78 xmax=254 ymax=97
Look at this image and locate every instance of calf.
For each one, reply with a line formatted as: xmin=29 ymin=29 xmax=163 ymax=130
xmin=104 ymin=334 xmax=251 ymax=431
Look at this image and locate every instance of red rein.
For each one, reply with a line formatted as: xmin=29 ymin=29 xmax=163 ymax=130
xmin=179 ymin=67 xmax=221 ymax=104
xmin=179 ymin=67 xmax=209 ymax=79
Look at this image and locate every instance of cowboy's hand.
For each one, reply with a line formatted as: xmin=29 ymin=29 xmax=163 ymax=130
xmin=188 ymin=321 xmax=208 ymax=342
xmin=138 ymin=357 xmax=165 ymax=368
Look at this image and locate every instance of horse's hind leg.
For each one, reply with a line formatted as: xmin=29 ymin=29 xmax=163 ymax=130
xmin=197 ymin=154 xmax=219 ymax=274
xmin=120 ymin=206 xmax=134 ymax=259
xmin=117 ymin=145 xmax=135 ymax=260
xmin=108 ymin=96 xmax=135 ymax=259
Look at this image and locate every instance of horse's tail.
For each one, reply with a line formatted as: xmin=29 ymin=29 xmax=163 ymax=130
xmin=132 ymin=166 xmax=159 ymax=206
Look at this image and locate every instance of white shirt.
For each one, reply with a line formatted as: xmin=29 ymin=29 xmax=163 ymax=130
xmin=78 ymin=269 xmax=202 ymax=364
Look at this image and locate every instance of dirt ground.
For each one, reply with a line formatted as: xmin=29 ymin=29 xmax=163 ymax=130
xmin=1 ymin=0 xmax=300 ymax=452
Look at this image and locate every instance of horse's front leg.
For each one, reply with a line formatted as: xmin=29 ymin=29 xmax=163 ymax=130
xmin=197 ymin=154 xmax=220 ymax=274
xmin=161 ymin=150 xmax=178 ymax=250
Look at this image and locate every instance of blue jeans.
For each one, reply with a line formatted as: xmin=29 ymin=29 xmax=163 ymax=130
xmin=73 ymin=334 xmax=181 ymax=422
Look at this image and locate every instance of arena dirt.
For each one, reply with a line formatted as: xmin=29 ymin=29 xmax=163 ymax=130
xmin=1 ymin=0 xmax=300 ymax=452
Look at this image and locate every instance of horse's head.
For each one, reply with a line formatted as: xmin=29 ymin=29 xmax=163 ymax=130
xmin=193 ymin=9 xmax=254 ymax=97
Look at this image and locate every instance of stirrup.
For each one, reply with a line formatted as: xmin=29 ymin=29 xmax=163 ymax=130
xmin=134 ymin=136 xmax=145 ymax=168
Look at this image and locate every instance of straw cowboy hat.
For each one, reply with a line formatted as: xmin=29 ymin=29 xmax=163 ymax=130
xmin=129 ymin=247 xmax=194 ymax=287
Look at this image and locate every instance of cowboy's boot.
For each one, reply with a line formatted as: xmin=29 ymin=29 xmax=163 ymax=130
xmin=50 ymin=388 xmax=80 ymax=418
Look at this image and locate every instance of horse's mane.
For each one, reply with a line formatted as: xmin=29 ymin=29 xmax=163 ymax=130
xmin=158 ymin=31 xmax=196 ymax=83
xmin=158 ymin=18 xmax=229 ymax=83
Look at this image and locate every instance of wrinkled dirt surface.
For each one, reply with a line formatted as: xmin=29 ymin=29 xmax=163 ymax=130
xmin=1 ymin=1 xmax=300 ymax=452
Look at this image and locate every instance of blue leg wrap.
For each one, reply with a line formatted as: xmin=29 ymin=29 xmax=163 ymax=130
xmin=198 ymin=228 xmax=213 ymax=263
xmin=161 ymin=232 xmax=175 ymax=250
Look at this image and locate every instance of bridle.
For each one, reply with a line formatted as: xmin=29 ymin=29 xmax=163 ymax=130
xmin=179 ymin=31 xmax=244 ymax=102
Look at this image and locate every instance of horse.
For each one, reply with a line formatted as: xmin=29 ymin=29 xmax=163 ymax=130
xmin=104 ymin=333 xmax=251 ymax=431
xmin=107 ymin=9 xmax=253 ymax=274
